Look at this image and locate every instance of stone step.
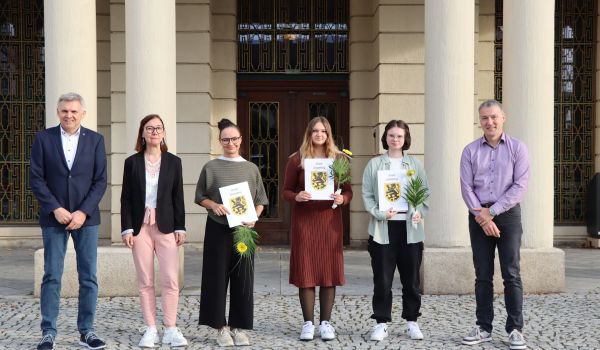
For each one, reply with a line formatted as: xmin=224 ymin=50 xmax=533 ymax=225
xmin=587 ymin=237 xmax=600 ymax=248
xmin=34 ymin=244 xmax=184 ymax=297
xmin=422 ymin=247 xmax=565 ymax=294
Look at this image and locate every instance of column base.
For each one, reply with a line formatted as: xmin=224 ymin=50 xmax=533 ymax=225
xmin=34 ymin=245 xmax=185 ymax=297
xmin=586 ymin=237 xmax=600 ymax=248
xmin=422 ymin=247 xmax=565 ymax=294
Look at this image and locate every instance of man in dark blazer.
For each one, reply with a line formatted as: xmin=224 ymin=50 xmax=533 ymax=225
xmin=30 ymin=92 xmax=107 ymax=350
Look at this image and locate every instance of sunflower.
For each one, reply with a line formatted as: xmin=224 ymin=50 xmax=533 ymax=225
xmin=236 ymin=242 xmax=248 ymax=254
xmin=233 ymin=225 xmax=259 ymax=259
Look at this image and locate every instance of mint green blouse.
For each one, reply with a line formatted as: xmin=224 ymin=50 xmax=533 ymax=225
xmin=361 ymin=152 xmax=429 ymax=244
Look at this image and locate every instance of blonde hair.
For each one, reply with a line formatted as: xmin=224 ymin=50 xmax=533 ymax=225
xmin=297 ymin=117 xmax=339 ymax=167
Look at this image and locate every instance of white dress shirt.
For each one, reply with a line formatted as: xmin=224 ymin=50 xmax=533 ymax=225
xmin=60 ymin=126 xmax=80 ymax=170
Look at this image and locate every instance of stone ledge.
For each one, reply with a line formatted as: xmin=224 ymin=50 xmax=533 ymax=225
xmin=586 ymin=237 xmax=600 ymax=248
xmin=422 ymin=247 xmax=565 ymax=295
xmin=34 ymin=245 xmax=184 ymax=297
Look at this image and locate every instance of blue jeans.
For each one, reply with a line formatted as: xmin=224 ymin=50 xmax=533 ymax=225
xmin=469 ymin=205 xmax=523 ymax=334
xmin=40 ymin=225 xmax=99 ymax=337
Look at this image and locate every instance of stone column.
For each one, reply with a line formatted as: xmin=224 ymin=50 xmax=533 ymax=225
xmin=122 ymin=0 xmax=183 ymax=290
xmin=502 ymin=0 xmax=554 ymax=249
xmin=44 ymin=0 xmax=97 ymax=129
xmin=125 ymin=0 xmax=177 ymax=153
xmin=501 ymin=0 xmax=564 ymax=292
xmin=421 ymin=0 xmax=475 ymax=294
xmin=424 ymin=0 xmax=474 ymax=248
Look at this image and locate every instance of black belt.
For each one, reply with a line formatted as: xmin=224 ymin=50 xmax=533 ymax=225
xmin=480 ymin=203 xmax=494 ymax=208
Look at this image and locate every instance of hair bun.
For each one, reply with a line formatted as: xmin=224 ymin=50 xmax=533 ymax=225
xmin=218 ymin=118 xmax=235 ymax=131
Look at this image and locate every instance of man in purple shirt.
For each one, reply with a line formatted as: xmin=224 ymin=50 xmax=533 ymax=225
xmin=459 ymin=100 xmax=530 ymax=350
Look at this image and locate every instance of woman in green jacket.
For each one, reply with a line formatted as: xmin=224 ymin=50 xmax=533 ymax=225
xmin=362 ymin=120 xmax=429 ymax=342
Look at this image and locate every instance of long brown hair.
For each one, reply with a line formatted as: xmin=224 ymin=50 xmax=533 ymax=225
xmin=135 ymin=114 xmax=168 ymax=153
xmin=298 ymin=116 xmax=338 ymax=167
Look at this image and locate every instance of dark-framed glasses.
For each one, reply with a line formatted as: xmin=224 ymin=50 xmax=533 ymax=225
xmin=145 ymin=126 xmax=164 ymax=134
xmin=220 ymin=136 xmax=241 ymax=144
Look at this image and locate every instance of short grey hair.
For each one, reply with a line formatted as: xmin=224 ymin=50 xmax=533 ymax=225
xmin=478 ymin=99 xmax=504 ymax=113
xmin=57 ymin=92 xmax=86 ymax=111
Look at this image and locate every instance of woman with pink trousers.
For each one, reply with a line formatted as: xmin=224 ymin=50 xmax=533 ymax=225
xmin=120 ymin=114 xmax=188 ymax=348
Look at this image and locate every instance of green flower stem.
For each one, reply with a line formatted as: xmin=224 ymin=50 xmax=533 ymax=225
xmin=233 ymin=225 xmax=259 ymax=258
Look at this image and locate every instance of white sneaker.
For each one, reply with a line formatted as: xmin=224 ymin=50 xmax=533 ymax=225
xmin=406 ymin=321 xmax=424 ymax=340
xmin=508 ymin=329 xmax=527 ymax=350
xmin=216 ymin=327 xmax=234 ymax=347
xmin=299 ymin=321 xmax=315 ymax=341
xmin=162 ymin=327 xmax=188 ymax=347
xmin=138 ymin=326 xmax=159 ymax=348
xmin=319 ymin=321 xmax=336 ymax=341
xmin=462 ymin=326 xmax=492 ymax=345
xmin=231 ymin=329 xmax=250 ymax=346
xmin=370 ymin=323 xmax=388 ymax=341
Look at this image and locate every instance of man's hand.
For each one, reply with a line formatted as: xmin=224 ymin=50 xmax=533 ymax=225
xmin=53 ymin=207 xmax=72 ymax=225
xmin=482 ymin=220 xmax=501 ymax=237
xmin=474 ymin=207 xmax=493 ymax=226
xmin=66 ymin=210 xmax=86 ymax=230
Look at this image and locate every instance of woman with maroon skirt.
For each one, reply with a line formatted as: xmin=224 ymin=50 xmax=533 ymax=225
xmin=282 ymin=116 xmax=352 ymax=341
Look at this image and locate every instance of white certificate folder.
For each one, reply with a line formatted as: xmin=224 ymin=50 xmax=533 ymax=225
xmin=303 ymin=158 xmax=334 ymax=200
xmin=377 ymin=170 xmax=408 ymax=212
xmin=219 ymin=181 xmax=258 ymax=228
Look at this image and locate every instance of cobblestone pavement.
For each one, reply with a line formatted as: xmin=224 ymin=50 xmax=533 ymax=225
xmin=2 ymin=290 xmax=600 ymax=350
xmin=1 ymin=247 xmax=599 ymax=349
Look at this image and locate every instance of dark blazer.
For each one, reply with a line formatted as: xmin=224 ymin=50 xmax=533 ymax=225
xmin=29 ymin=126 xmax=107 ymax=227
xmin=120 ymin=151 xmax=186 ymax=235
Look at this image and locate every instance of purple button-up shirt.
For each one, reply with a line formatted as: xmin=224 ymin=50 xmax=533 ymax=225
xmin=460 ymin=133 xmax=530 ymax=216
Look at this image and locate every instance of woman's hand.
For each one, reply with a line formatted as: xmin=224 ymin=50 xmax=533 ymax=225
xmin=385 ymin=208 xmax=397 ymax=219
xmin=210 ymin=203 xmax=230 ymax=216
xmin=295 ymin=191 xmax=312 ymax=202
xmin=175 ymin=232 xmax=186 ymax=246
xmin=122 ymin=233 xmax=134 ymax=249
xmin=242 ymin=221 xmax=257 ymax=229
xmin=412 ymin=210 xmax=423 ymax=224
xmin=331 ymin=193 xmax=344 ymax=206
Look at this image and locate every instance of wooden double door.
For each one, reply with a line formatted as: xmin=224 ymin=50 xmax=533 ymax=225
xmin=237 ymin=80 xmax=349 ymax=245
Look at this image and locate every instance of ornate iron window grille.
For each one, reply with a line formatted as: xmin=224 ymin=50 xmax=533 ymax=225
xmin=0 ymin=0 xmax=45 ymax=225
xmin=237 ymin=0 xmax=349 ymax=73
xmin=494 ymin=0 xmax=596 ymax=225
xmin=249 ymin=101 xmax=279 ymax=218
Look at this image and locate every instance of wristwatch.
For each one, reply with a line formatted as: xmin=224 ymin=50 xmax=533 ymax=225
xmin=489 ymin=207 xmax=497 ymax=217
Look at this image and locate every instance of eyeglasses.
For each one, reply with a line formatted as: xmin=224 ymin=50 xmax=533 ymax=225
xmin=220 ymin=136 xmax=241 ymax=144
xmin=145 ymin=126 xmax=164 ymax=134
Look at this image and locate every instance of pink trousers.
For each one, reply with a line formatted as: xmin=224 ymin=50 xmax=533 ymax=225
xmin=132 ymin=208 xmax=180 ymax=326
